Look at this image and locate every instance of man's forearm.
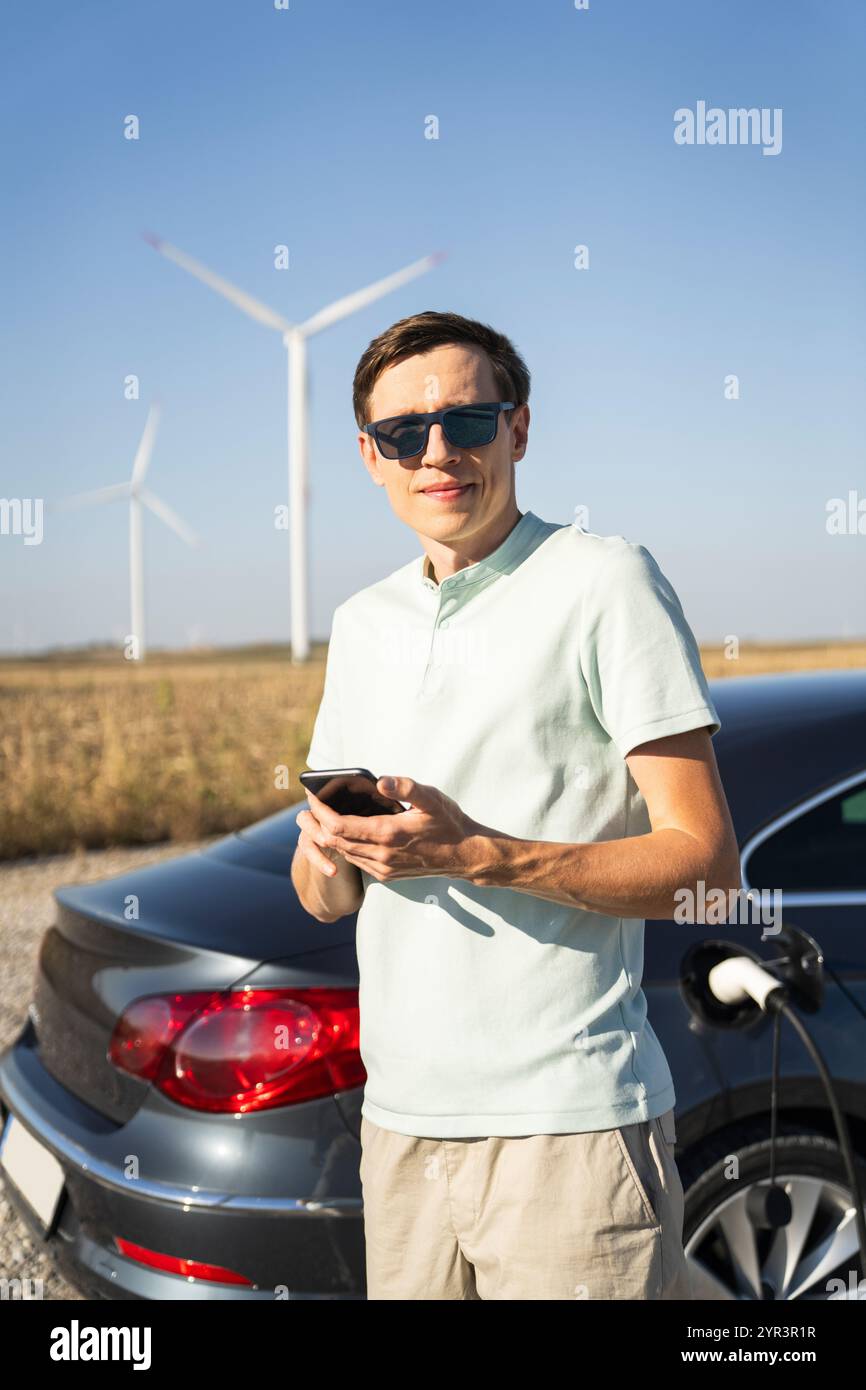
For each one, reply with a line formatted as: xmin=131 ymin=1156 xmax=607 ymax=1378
xmin=467 ymin=826 xmax=741 ymax=920
xmin=291 ymin=847 xmax=364 ymax=923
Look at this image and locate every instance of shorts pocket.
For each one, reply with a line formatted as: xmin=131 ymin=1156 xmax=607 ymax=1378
xmin=613 ymin=1122 xmax=663 ymax=1228
xmin=657 ymin=1108 xmax=677 ymax=1149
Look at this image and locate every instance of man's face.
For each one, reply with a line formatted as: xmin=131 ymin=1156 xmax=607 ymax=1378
xmin=357 ymin=344 xmax=529 ymax=548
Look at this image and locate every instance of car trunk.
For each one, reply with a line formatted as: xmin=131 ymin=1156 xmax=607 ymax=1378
xmin=29 ymin=817 xmax=358 ymax=1125
xmin=30 ymin=864 xmax=276 ymax=1125
xmin=31 ymin=900 xmax=262 ymax=1124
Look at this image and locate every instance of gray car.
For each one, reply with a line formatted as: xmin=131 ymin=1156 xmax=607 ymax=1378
xmin=2 ymin=668 xmax=865 ymax=1299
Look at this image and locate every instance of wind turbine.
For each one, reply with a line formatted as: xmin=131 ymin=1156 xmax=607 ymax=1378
xmin=54 ymin=404 xmax=199 ymax=660
xmin=143 ymin=233 xmax=444 ymax=663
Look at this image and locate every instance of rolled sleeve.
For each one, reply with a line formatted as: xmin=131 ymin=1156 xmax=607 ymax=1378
xmin=579 ymin=540 xmax=720 ymax=759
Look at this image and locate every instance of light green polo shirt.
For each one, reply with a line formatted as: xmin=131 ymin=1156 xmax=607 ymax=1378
xmin=305 ymin=508 xmax=720 ymax=1138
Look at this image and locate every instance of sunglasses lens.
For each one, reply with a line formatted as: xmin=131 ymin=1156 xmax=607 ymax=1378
xmin=445 ymin=407 xmax=497 ymax=449
xmin=373 ymin=406 xmax=502 ymax=458
xmin=377 ymin=418 xmax=427 ymax=459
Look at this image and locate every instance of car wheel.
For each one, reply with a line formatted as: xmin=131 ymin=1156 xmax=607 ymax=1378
xmin=679 ymin=1119 xmax=866 ymax=1300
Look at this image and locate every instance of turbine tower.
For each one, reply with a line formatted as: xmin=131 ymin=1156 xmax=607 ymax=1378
xmin=143 ymin=234 xmax=444 ymax=663
xmin=54 ymin=404 xmax=199 ymax=660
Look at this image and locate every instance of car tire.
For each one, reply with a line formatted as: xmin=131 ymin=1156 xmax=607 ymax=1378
xmin=678 ymin=1118 xmax=866 ymax=1301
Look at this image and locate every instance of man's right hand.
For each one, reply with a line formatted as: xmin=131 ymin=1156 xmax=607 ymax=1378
xmin=291 ymin=796 xmax=365 ymax=922
xmin=296 ymin=806 xmax=341 ymax=877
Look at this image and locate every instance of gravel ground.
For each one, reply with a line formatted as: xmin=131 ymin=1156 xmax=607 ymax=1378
xmin=0 ymin=837 xmax=220 ymax=1300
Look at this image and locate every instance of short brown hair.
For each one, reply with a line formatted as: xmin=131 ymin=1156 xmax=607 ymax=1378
xmin=352 ymin=309 xmax=531 ymax=429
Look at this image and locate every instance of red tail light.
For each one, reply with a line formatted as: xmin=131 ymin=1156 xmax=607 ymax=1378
xmin=108 ymin=988 xmax=364 ymax=1112
xmin=114 ymin=1237 xmax=253 ymax=1286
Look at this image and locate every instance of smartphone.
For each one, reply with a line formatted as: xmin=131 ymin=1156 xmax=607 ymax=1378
xmin=299 ymin=768 xmax=407 ymax=817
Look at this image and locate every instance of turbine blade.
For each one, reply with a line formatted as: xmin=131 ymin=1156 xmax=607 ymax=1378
xmin=143 ymin=232 xmax=294 ymax=334
xmin=139 ymin=488 xmax=199 ymax=547
xmin=49 ymin=482 xmax=131 ymax=512
xmin=130 ymin=403 xmax=160 ymax=489
xmin=298 ymin=251 xmax=446 ymax=337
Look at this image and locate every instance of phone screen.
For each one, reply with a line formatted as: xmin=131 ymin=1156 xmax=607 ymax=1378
xmin=299 ymin=769 xmax=405 ymax=817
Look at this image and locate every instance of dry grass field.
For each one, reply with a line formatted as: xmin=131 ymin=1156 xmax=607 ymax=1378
xmin=0 ymin=640 xmax=863 ymax=862
xmin=698 ymin=642 xmax=866 ymax=679
xmin=0 ymin=645 xmax=327 ymax=861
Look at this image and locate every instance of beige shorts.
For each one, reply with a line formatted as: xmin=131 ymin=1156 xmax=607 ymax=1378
xmin=359 ymin=1107 xmax=692 ymax=1300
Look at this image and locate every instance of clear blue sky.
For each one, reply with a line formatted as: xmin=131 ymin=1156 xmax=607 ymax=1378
xmin=2 ymin=0 xmax=864 ymax=652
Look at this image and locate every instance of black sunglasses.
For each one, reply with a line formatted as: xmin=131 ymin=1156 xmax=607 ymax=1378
xmin=363 ymin=401 xmax=515 ymax=461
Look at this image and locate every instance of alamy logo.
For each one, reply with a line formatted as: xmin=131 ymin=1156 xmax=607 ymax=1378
xmin=0 ymin=497 xmax=43 ymax=544
xmin=49 ymin=1320 xmax=151 ymax=1369
xmin=674 ymin=883 xmax=784 ymax=938
xmin=674 ymin=101 xmax=782 ymax=156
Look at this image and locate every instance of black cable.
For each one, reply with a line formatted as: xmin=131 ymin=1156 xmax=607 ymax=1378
xmin=769 ymin=1008 xmax=780 ymax=1188
xmin=775 ymin=999 xmax=866 ymax=1269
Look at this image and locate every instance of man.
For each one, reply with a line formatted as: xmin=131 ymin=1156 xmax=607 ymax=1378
xmin=291 ymin=310 xmax=740 ymax=1300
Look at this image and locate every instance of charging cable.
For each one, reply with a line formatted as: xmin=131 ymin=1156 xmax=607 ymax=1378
xmin=681 ymin=924 xmax=866 ymax=1279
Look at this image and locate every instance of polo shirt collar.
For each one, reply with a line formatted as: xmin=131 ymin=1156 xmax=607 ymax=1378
xmin=419 ymin=509 xmax=543 ymax=594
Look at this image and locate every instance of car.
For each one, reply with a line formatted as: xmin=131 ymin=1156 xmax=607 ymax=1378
xmin=2 ymin=668 xmax=865 ymax=1300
